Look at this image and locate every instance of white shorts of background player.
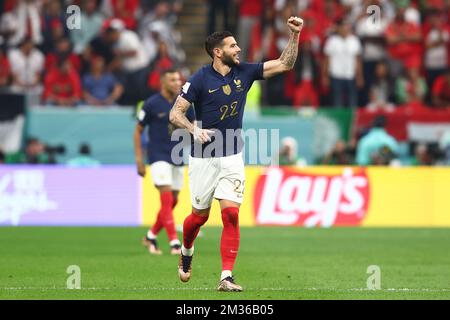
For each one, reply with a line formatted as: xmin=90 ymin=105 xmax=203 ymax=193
xmin=150 ymin=161 xmax=185 ymax=191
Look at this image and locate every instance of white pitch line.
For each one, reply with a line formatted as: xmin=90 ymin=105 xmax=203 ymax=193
xmin=1 ymin=287 xmax=450 ymax=293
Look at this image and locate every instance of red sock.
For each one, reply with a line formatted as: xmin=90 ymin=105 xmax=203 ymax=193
xmin=159 ymin=191 xmax=178 ymax=242
xmin=150 ymin=213 xmax=163 ymax=235
xmin=183 ymin=212 xmax=208 ymax=249
xmin=221 ymin=207 xmax=240 ymax=272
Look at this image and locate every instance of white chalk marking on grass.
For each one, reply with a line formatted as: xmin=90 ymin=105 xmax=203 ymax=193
xmin=1 ymin=287 xmax=450 ymax=293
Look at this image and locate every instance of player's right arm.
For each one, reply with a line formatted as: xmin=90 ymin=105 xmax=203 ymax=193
xmin=134 ymin=123 xmax=146 ymax=177
xmin=169 ymin=95 xmax=214 ymax=144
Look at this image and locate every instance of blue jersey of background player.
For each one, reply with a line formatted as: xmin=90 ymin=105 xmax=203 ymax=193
xmin=137 ymin=87 xmax=195 ymax=166
xmin=179 ymin=60 xmax=263 ymax=157
xmin=133 ymin=69 xmax=195 ymax=256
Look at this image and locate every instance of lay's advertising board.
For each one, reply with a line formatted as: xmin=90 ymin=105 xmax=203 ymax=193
xmin=1 ymin=165 xmax=448 ymax=227
xmin=142 ymin=166 xmax=450 ymax=228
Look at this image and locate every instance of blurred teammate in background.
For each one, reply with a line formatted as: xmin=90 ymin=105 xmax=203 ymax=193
xmin=134 ymin=69 xmax=195 ymax=255
xmin=170 ymin=17 xmax=303 ymax=291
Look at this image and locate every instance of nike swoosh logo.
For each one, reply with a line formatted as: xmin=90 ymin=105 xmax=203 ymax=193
xmin=208 ymin=88 xmax=219 ymax=93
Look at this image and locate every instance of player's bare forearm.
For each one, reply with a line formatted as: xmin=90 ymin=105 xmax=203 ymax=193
xmin=169 ymin=96 xmax=195 ymax=134
xmin=279 ymin=31 xmax=300 ymax=71
xmin=134 ymin=124 xmax=146 ymax=177
xmin=263 ymin=17 xmax=303 ymax=78
xmin=133 ymin=125 xmax=144 ymax=163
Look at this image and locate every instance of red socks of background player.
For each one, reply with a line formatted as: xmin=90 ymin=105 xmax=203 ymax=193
xmin=150 ymin=192 xmax=178 ymax=242
xmin=220 ymin=207 xmax=240 ymax=275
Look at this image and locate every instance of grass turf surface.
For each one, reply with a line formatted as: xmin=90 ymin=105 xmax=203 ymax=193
xmin=0 ymin=227 xmax=450 ymax=300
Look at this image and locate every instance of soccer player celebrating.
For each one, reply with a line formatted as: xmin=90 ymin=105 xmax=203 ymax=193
xmin=134 ymin=69 xmax=195 ymax=255
xmin=169 ymin=17 xmax=303 ymax=291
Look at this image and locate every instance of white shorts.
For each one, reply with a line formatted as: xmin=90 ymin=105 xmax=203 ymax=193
xmin=150 ymin=161 xmax=184 ymax=191
xmin=188 ymin=152 xmax=245 ymax=210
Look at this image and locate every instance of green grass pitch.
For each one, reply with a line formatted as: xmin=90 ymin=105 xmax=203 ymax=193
xmin=1 ymin=227 xmax=450 ymax=300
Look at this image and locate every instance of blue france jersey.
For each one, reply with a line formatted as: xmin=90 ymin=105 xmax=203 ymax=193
xmin=138 ymin=93 xmax=195 ymax=165
xmin=180 ymin=62 xmax=264 ymax=158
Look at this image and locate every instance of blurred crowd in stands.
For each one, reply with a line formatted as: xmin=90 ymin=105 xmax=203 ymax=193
xmin=232 ymin=0 xmax=450 ymax=110
xmin=0 ymin=0 xmax=448 ymax=109
xmin=0 ymin=0 xmax=185 ymax=106
xmin=1 ymin=0 xmax=450 ymax=166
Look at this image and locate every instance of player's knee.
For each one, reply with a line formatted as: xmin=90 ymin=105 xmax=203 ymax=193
xmin=192 ymin=206 xmax=211 ymax=217
xmin=221 ymin=207 xmax=239 ymax=226
xmin=185 ymin=210 xmax=209 ymax=227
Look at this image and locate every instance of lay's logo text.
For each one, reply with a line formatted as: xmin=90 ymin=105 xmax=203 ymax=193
xmin=254 ymin=167 xmax=370 ymax=227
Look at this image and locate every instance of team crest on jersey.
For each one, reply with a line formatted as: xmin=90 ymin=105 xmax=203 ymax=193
xmin=222 ymin=84 xmax=231 ymax=95
xmin=234 ymin=79 xmax=243 ymax=92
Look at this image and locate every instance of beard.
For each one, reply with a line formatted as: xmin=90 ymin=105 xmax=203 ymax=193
xmin=221 ymin=52 xmax=239 ymax=67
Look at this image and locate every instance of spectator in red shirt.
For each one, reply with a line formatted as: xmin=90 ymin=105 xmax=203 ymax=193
xmin=43 ymin=58 xmax=82 ymax=107
xmin=385 ymin=3 xmax=422 ymax=77
xmin=316 ymin=0 xmax=345 ymax=39
xmin=101 ymin=0 xmax=139 ymax=30
xmin=147 ymin=41 xmax=174 ymax=93
xmin=432 ymin=68 xmax=450 ymax=108
xmin=45 ymin=37 xmax=81 ymax=73
xmin=292 ymin=38 xmax=320 ymax=108
xmin=421 ymin=0 xmax=446 ymax=12
xmin=0 ymin=46 xmax=10 ymax=88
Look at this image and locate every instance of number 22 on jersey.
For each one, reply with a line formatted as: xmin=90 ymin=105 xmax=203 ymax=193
xmin=219 ymin=101 xmax=238 ymax=121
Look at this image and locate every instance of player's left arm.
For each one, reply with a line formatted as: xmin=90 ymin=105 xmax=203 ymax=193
xmin=133 ymin=123 xmax=146 ymax=177
xmin=262 ymin=16 xmax=303 ymax=79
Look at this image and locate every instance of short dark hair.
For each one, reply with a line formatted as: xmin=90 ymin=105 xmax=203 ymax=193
xmin=205 ymin=31 xmax=234 ymax=59
xmin=160 ymin=68 xmax=179 ymax=77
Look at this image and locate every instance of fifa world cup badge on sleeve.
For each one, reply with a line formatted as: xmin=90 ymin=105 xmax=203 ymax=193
xmin=182 ymin=82 xmax=191 ymax=94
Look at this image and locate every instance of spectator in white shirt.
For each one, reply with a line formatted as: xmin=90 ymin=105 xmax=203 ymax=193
xmin=424 ymin=10 xmax=449 ymax=101
xmin=355 ymin=0 xmax=389 ymax=106
xmin=3 ymin=0 xmax=43 ymax=47
xmin=323 ymin=19 xmax=364 ymax=108
xmin=108 ymin=19 xmax=149 ymax=73
xmin=8 ymin=37 xmax=44 ymax=95
xmin=107 ymin=19 xmax=150 ymax=105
